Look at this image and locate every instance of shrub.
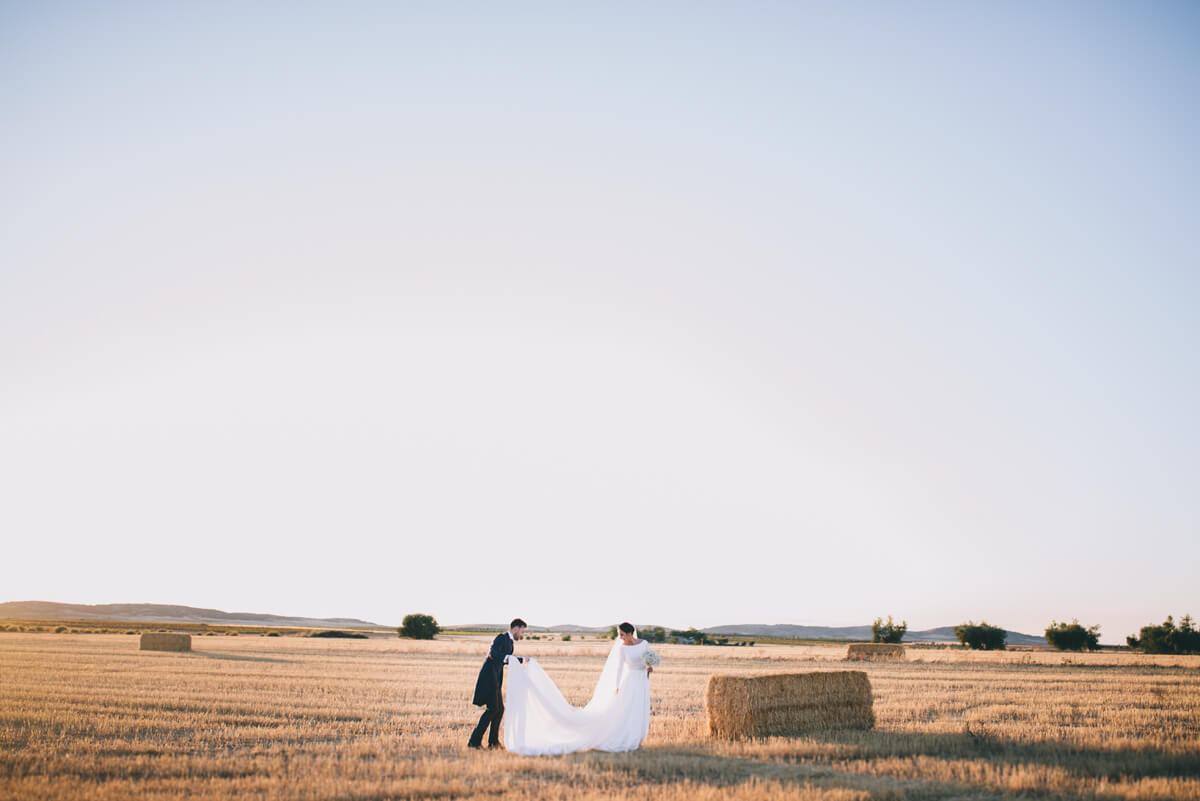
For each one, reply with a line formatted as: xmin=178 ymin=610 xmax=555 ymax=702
xmin=54 ymin=626 xmax=68 ymax=633
xmin=1045 ymin=620 xmax=1100 ymax=651
xmin=561 ymin=634 xmax=571 ymax=641
xmin=1127 ymin=615 xmax=1200 ymax=654
xmin=954 ymin=621 xmax=1007 ymax=650
xmin=670 ymin=628 xmax=712 ymax=645
xmin=398 ymin=614 xmax=440 ymax=640
xmin=641 ymin=626 xmax=668 ymax=643
xmin=872 ymin=616 xmax=907 ymax=643
xmin=311 ymin=630 xmax=367 ymax=639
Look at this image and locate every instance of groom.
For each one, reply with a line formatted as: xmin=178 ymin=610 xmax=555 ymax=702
xmin=468 ymin=617 xmax=527 ymax=749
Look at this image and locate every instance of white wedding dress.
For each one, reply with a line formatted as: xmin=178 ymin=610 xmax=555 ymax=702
xmin=503 ymin=640 xmax=652 ymax=755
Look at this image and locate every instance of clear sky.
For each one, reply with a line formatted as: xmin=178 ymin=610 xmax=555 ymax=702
xmin=2 ymin=2 xmax=1197 ymax=642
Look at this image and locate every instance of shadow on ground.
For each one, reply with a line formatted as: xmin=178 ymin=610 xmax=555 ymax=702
xmin=565 ymin=728 xmax=1198 ymax=801
xmin=189 ymin=651 xmax=295 ymax=664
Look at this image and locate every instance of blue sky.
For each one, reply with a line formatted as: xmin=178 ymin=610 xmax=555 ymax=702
xmin=2 ymin=2 xmax=1197 ymax=641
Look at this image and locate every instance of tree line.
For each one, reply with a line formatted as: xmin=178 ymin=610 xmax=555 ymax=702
xmin=395 ymin=612 xmax=1200 ymax=653
xmin=874 ymin=614 xmax=1198 ymax=653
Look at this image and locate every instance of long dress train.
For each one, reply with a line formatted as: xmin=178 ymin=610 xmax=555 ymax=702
xmin=502 ymin=639 xmax=651 ymax=755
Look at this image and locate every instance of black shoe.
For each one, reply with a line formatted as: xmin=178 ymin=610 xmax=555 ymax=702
xmin=487 ymin=742 xmax=502 ymax=750
xmin=467 ymin=741 xmax=483 ymax=750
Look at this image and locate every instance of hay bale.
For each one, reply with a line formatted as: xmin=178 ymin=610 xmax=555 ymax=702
xmin=846 ymin=643 xmax=906 ymax=661
xmin=139 ymin=633 xmax=191 ymax=652
xmin=705 ymin=671 xmax=874 ymax=738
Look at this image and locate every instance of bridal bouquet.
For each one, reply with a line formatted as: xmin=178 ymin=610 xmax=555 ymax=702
xmin=643 ymin=649 xmax=661 ymax=669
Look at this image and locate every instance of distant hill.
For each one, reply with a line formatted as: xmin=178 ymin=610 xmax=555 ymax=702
xmin=703 ymin=623 xmax=876 ymax=640
xmin=702 ymin=623 xmax=1047 ymax=646
xmin=444 ymin=623 xmax=611 ymax=633
xmin=448 ymin=621 xmax=1043 ymax=646
xmin=1 ymin=603 xmax=1047 ymax=645
xmin=0 ymin=601 xmax=380 ymax=629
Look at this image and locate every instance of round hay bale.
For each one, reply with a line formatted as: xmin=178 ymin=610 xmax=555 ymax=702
xmin=846 ymin=643 xmax=906 ymax=661
xmin=139 ymin=633 xmax=191 ymax=652
xmin=705 ymin=671 xmax=874 ymax=738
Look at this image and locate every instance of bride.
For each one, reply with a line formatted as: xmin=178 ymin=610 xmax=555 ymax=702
xmin=503 ymin=622 xmax=656 ymax=755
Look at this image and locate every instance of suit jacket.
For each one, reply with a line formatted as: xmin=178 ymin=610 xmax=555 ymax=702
xmin=472 ymin=632 xmax=522 ymax=706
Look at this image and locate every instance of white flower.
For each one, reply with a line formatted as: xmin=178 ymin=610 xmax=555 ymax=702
xmin=643 ymin=649 xmax=661 ymax=668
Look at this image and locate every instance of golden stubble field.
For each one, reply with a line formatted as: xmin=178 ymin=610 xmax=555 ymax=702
xmin=1 ymin=633 xmax=1198 ymax=801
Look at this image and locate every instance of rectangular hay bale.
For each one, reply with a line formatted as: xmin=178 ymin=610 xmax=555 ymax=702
xmin=845 ymin=643 xmax=906 ymax=661
xmin=139 ymin=633 xmax=191 ymax=652
xmin=705 ymin=671 xmax=874 ymax=738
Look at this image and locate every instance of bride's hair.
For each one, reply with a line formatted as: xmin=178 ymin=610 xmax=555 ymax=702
xmin=618 ymin=622 xmax=635 ymax=635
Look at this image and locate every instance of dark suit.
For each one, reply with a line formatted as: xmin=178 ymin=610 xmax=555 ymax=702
xmin=469 ymin=632 xmax=522 ymax=747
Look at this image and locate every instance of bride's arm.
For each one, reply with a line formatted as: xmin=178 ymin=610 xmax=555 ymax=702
xmin=614 ymin=648 xmax=625 ymax=693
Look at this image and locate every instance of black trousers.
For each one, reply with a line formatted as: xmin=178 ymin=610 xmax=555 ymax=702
xmin=469 ymin=691 xmax=503 ymax=746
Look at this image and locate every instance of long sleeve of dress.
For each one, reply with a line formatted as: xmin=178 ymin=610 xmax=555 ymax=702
xmin=615 ymin=647 xmax=625 ymax=690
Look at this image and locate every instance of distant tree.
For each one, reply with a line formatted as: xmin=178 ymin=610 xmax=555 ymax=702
xmin=1045 ymin=620 xmax=1100 ymax=651
xmin=642 ymin=626 xmax=668 ymax=643
xmin=954 ymin=621 xmax=1007 ymax=650
xmin=872 ymin=616 xmax=907 ymax=644
xmin=398 ymin=613 xmax=440 ymax=640
xmin=1127 ymin=614 xmax=1199 ymax=654
xmin=605 ymin=625 xmax=666 ymax=642
xmin=670 ymin=627 xmax=711 ymax=645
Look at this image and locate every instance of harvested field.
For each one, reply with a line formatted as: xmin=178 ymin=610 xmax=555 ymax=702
xmin=1 ymin=633 xmax=1198 ymax=800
